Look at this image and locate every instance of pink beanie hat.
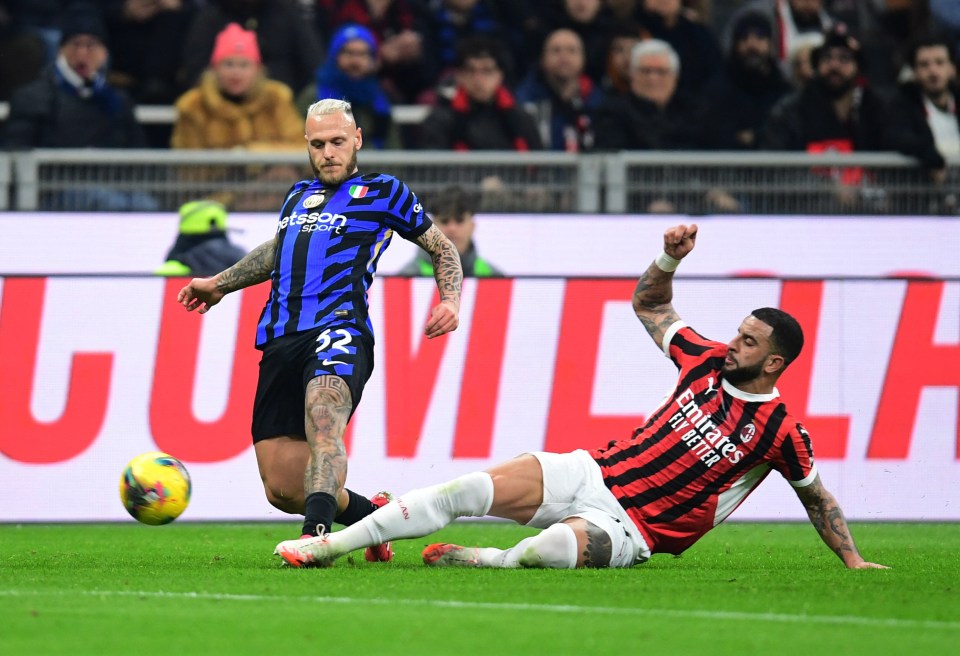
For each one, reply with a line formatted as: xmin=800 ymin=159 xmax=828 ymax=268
xmin=210 ymin=23 xmax=262 ymax=65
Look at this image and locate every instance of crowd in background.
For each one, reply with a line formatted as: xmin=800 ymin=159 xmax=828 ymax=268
xmin=0 ymin=0 xmax=957 ymax=213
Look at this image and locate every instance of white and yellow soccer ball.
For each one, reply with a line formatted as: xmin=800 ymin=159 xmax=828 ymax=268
xmin=119 ymin=452 xmax=192 ymax=525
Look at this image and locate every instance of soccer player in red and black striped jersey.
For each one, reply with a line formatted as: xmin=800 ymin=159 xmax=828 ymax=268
xmin=274 ymin=224 xmax=887 ymax=571
xmin=178 ymin=99 xmax=463 ymax=553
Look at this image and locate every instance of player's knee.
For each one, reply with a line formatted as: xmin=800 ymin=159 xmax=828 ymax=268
xmin=263 ymin=480 xmax=303 ymax=514
xmin=430 ymin=471 xmax=494 ymax=519
xmin=517 ymin=523 xmax=578 ymax=569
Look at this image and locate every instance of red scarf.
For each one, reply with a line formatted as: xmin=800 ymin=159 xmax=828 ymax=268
xmin=450 ymin=86 xmax=530 ymax=151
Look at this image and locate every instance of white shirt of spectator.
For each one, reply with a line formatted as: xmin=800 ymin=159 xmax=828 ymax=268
xmin=924 ymin=94 xmax=960 ymax=157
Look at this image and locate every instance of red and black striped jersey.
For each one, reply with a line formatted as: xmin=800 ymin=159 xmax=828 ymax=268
xmin=590 ymin=322 xmax=817 ymax=555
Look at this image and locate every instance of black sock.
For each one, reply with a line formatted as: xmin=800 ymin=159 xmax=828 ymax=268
xmin=334 ymin=489 xmax=377 ymax=526
xmin=302 ymin=492 xmax=338 ymax=536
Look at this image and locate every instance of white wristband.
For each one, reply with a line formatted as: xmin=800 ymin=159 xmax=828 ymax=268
xmin=655 ymin=251 xmax=681 ymax=272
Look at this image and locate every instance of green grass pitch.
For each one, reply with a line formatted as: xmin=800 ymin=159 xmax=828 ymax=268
xmin=1 ymin=521 xmax=957 ymax=655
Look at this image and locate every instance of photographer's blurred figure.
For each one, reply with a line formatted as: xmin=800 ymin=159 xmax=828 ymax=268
xmin=156 ymin=200 xmax=247 ymax=277
xmin=399 ymin=185 xmax=502 ymax=277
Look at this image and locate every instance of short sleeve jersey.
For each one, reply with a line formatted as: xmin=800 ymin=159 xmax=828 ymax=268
xmin=590 ymin=321 xmax=817 ymax=555
xmin=255 ymin=172 xmax=430 ymax=347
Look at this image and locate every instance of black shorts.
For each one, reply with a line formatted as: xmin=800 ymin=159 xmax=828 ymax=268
xmin=251 ymin=325 xmax=375 ymax=443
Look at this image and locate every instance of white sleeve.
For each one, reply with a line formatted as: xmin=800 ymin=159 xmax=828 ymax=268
xmin=788 ymin=464 xmax=819 ymax=488
xmin=661 ymin=320 xmax=687 ymax=358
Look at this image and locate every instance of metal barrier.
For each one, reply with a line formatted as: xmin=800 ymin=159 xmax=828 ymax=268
xmin=6 ymin=149 xmax=959 ymax=215
xmin=606 ymin=151 xmax=960 ymax=216
xmin=0 ymin=153 xmax=9 ymax=211
xmin=10 ymin=149 xmax=601 ymax=213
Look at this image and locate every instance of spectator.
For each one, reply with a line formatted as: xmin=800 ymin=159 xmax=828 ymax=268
xmin=786 ymin=31 xmax=824 ymax=89
xmin=297 ymin=24 xmax=398 ymax=149
xmin=760 ymin=24 xmax=888 ymax=153
xmin=171 ymin=23 xmax=305 ymax=210
xmin=0 ymin=1 xmax=47 ymax=101
xmin=701 ymin=11 xmax=793 ymax=149
xmin=515 ymin=28 xmax=602 ymax=152
xmin=2 ymin=2 xmax=155 ymax=210
xmin=418 ymin=35 xmax=543 ymax=151
xmin=313 ymin=0 xmax=435 ymax=104
xmin=178 ymin=0 xmax=322 ymax=95
xmin=600 ymin=21 xmax=647 ymax=96
xmin=640 ymin=0 xmax=723 ymax=97
xmin=0 ymin=0 xmax=71 ymax=65
xmin=593 ymin=39 xmax=706 ymax=151
xmin=759 ymin=24 xmax=891 ymax=212
xmin=102 ymin=0 xmax=198 ymax=104
xmin=886 ymin=34 xmax=959 ymax=214
xmin=593 ymin=39 xmax=710 ymax=213
xmin=398 ymin=185 xmax=502 ymax=277
xmin=155 ymin=200 xmax=247 ymax=277
xmin=535 ymin=0 xmax=617 ymax=85
xmin=4 ymin=2 xmax=147 ymax=150
xmin=172 ymin=23 xmax=303 ymax=151
xmin=724 ymin=0 xmax=835 ymax=77
xmin=422 ymin=0 xmax=529 ymax=91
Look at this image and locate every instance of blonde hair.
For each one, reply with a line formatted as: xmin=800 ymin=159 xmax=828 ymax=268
xmin=307 ymin=98 xmax=355 ymax=121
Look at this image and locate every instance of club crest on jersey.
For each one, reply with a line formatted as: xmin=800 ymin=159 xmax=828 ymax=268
xmin=303 ymin=193 xmax=325 ymax=208
xmin=740 ymin=424 xmax=756 ymax=444
xmin=348 ymin=185 xmax=369 ymax=199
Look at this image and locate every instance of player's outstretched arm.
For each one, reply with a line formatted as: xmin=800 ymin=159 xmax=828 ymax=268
xmin=415 ymin=224 xmax=462 ymax=339
xmin=794 ymin=475 xmax=889 ymax=569
xmin=632 ymin=224 xmax=697 ymax=350
xmin=177 ymin=237 xmax=277 ymax=314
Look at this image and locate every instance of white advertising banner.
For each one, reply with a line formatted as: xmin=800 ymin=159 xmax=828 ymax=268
xmin=1 ymin=212 xmax=959 ymax=277
xmin=0 ymin=273 xmax=957 ymax=523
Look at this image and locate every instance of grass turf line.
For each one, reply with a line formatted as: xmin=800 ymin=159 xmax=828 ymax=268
xmin=0 ymin=521 xmax=957 ymax=655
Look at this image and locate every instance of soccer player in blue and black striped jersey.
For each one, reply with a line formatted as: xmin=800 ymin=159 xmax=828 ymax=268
xmin=275 ymin=224 xmax=887 ymax=571
xmin=178 ymin=99 xmax=463 ymax=554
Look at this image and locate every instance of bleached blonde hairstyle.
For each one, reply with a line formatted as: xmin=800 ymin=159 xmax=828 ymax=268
xmin=307 ymin=98 xmax=355 ymax=122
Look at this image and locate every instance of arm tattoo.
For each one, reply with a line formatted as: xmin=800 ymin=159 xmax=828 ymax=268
xmin=797 ymin=477 xmax=860 ymax=563
xmin=215 ymin=238 xmax=277 ymax=294
xmin=416 ymin=224 xmax=462 ymax=307
xmin=581 ymin=522 xmax=613 ymax=569
xmin=302 ymin=376 xmax=352 ymax=496
xmin=632 ymin=262 xmax=681 ymax=347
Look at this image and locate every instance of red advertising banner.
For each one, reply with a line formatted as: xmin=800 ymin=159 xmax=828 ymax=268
xmin=0 ymin=275 xmax=956 ymax=522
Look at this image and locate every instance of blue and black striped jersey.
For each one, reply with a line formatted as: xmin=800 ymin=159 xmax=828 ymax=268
xmin=255 ymin=172 xmax=430 ymax=347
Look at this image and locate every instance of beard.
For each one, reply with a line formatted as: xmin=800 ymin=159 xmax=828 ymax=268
xmin=739 ymin=51 xmax=770 ymax=74
xmin=311 ymin=147 xmax=359 ymax=185
xmin=723 ymin=359 xmax=765 ymax=384
xmin=817 ymin=74 xmax=855 ymax=99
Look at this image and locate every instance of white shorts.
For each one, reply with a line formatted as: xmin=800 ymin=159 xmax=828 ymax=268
xmin=528 ymin=450 xmax=651 ymax=567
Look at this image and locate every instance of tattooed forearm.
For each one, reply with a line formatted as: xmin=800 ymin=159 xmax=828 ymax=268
xmin=632 ymin=262 xmax=680 ymax=346
xmin=303 ymin=376 xmax=352 ymax=496
xmin=417 ymin=225 xmax=462 ymax=308
xmin=215 ymin=238 xmax=277 ymax=294
xmin=633 ymin=262 xmax=676 ymax=310
xmin=797 ymin=477 xmax=862 ymax=565
xmin=581 ymin=523 xmax=612 ymax=569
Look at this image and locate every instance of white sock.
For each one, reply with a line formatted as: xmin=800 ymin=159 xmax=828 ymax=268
xmin=327 ymin=472 xmax=495 ymax=556
xmin=476 ymin=523 xmax=579 ymax=569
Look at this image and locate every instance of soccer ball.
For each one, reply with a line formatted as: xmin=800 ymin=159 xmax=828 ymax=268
xmin=119 ymin=452 xmax=192 ymax=525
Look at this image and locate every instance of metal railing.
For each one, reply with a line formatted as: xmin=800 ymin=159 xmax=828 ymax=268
xmin=5 ymin=149 xmax=959 ymax=215
xmin=0 ymin=153 xmax=10 ymax=211
xmin=605 ymin=151 xmax=960 ymax=216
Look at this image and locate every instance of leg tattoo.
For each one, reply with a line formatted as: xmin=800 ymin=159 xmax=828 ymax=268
xmin=303 ymin=376 xmax=352 ymax=497
xmin=581 ymin=522 xmax=613 ymax=568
